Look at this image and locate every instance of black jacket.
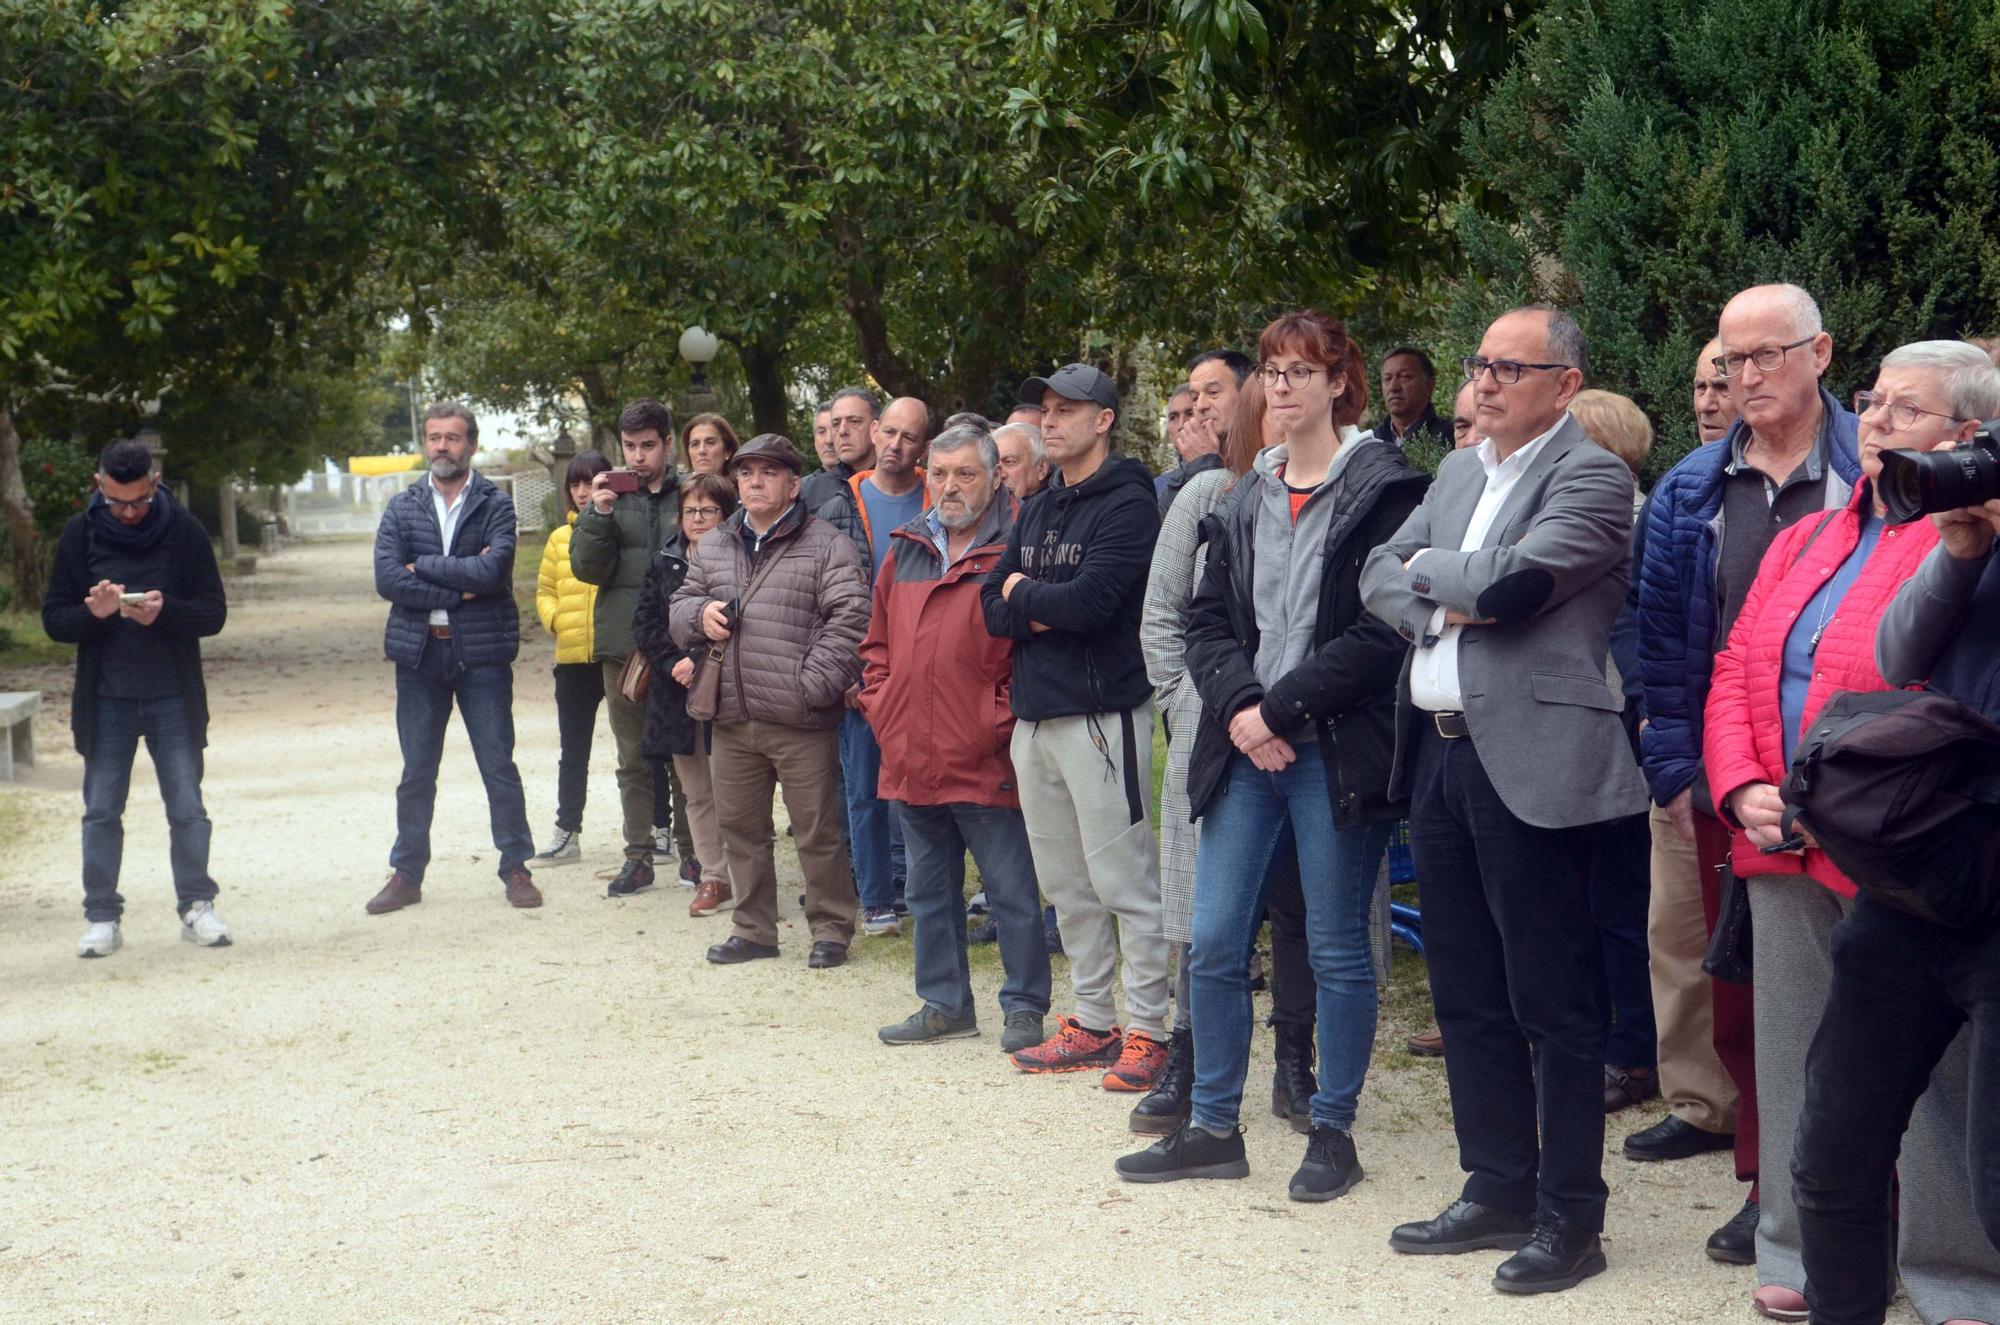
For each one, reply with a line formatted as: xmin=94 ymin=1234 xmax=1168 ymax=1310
xmin=982 ymin=453 xmax=1161 ymax=721
xmin=42 ymin=489 xmax=227 ymax=754
xmin=1183 ymin=442 xmax=1429 ymax=825
xmin=633 ymin=532 xmax=699 ymax=761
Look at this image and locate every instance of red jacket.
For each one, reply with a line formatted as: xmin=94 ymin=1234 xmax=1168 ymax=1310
xmin=858 ymin=499 xmax=1020 ymax=808
xmin=1703 ymin=482 xmax=1936 ymax=896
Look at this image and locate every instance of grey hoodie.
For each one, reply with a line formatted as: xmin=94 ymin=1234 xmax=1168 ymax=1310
xmin=1250 ymin=428 xmax=1383 ymax=686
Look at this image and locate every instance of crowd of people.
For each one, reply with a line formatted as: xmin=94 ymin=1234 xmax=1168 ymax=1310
xmin=39 ymin=284 xmax=2000 ymax=1324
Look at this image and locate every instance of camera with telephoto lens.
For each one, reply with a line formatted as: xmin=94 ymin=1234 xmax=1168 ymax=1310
xmin=1878 ymin=418 xmax=2000 ymax=524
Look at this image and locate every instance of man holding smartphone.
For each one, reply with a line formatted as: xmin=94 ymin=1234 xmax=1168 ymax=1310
xmin=43 ymin=439 xmax=230 ymax=958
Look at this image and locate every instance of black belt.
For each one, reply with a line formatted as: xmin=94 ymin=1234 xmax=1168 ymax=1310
xmin=1427 ymin=710 xmax=1469 ymax=739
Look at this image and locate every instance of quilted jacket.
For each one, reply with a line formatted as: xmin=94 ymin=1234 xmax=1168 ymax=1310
xmin=534 ymin=514 xmax=597 ymax=664
xmin=1702 ymin=481 xmax=1936 ymax=898
xmin=666 ymin=503 xmax=869 ymax=729
xmin=373 ymin=472 xmax=520 ymax=668
xmin=1637 ymin=387 xmax=1860 ymax=805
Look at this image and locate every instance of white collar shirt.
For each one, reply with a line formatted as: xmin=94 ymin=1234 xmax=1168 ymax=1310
xmin=427 ymin=475 xmax=470 ymax=628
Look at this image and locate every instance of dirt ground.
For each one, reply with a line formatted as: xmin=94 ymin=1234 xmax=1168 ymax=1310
xmin=0 ymin=540 xmax=1917 ymax=1324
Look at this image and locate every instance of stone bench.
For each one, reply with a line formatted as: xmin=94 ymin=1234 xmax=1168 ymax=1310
xmin=0 ymin=691 xmax=39 ymax=781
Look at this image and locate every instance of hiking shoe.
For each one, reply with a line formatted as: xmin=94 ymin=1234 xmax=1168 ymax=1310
xmin=688 ymin=878 xmax=733 ymax=917
xmin=1010 ymin=1015 xmax=1121 ymax=1074
xmin=1115 ymin=1122 xmax=1250 ymax=1183
xmin=861 ymin=906 xmax=901 ymax=937
xmin=677 ymin=855 xmax=701 ymax=887
xmin=179 ymin=900 xmax=232 ymax=948
xmin=503 ymin=864 xmax=543 ymax=908
xmin=1000 ymin=1010 xmax=1046 ymax=1054
xmin=879 ymin=1006 xmax=979 ymax=1045
xmin=1104 ymin=1030 xmax=1168 ymax=1092
xmin=606 ymin=859 xmax=655 ymax=897
xmin=1290 ymin=1125 xmax=1364 ymax=1202
xmin=78 ymin=920 xmax=122 ymax=958
xmin=531 ymin=828 xmax=580 ymax=867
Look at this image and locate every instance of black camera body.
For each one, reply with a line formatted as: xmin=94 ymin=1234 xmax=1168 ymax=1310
xmin=1879 ymin=418 xmax=2000 ymax=524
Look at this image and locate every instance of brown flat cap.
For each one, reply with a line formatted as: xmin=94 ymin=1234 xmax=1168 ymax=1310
xmin=729 ymin=433 xmax=804 ymax=475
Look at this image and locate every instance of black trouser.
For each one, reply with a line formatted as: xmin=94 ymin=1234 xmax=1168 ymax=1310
xmin=1265 ymin=853 xmax=1315 ymax=1028
xmin=1793 ymin=895 xmax=2000 ymax=1324
xmin=552 ymin=662 xmax=604 ymax=833
xmin=1409 ymin=723 xmax=1608 ymax=1230
xmin=1588 ymin=810 xmax=1658 ymax=1070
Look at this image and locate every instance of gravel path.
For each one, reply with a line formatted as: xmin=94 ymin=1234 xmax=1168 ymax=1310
xmin=0 ymin=540 xmax=1914 ymax=1323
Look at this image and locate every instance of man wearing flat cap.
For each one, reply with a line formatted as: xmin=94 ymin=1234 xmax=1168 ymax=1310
xmin=670 ymin=434 xmax=872 ymax=970
xmin=982 ymin=364 xmax=1173 ymax=1095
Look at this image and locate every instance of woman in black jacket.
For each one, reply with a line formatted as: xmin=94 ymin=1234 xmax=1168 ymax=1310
xmin=1116 ymin=310 xmax=1428 ymax=1200
xmin=634 ymin=472 xmax=738 ymax=916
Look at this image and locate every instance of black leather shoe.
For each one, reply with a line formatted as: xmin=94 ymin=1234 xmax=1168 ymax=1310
xmin=1128 ymin=1028 xmax=1193 ymax=1135
xmin=1389 ymin=1198 xmax=1534 ymax=1255
xmin=706 ymin=936 xmax=780 ymax=964
xmin=1270 ymin=1019 xmax=1316 ymax=1135
xmin=1493 ymin=1214 xmax=1607 ymax=1295
xmin=807 ymin=941 xmax=847 ymax=969
xmin=1623 ymin=1114 xmax=1734 ymax=1162
xmin=1705 ymin=1198 xmax=1758 ymax=1264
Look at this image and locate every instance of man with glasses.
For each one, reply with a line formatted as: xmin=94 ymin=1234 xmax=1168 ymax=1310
xmin=45 ymin=439 xmax=232 ymax=957
xmin=1632 ymin=284 xmax=1860 ymax=1266
xmin=1364 ymin=306 xmax=1644 ymax=1295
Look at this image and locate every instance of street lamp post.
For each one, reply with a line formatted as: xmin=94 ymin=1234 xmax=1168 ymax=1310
xmin=679 ymin=325 xmax=719 ymax=416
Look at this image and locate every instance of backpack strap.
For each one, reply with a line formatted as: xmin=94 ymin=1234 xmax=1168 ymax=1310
xmin=1788 ymin=508 xmax=1845 ymax=569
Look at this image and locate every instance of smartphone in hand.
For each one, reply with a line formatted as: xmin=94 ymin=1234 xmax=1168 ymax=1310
xmin=603 ymin=469 xmax=642 ymax=494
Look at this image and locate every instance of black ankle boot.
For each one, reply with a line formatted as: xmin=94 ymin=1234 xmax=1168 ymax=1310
xmin=1128 ymin=1028 xmax=1194 ymax=1135
xmin=1270 ymin=1020 xmax=1316 ymax=1135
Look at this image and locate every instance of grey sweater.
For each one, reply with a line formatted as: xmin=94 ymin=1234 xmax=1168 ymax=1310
xmin=1249 ymin=429 xmax=1378 ymax=687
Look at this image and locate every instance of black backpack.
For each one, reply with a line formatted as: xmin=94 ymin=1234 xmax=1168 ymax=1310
xmin=1781 ymin=688 xmax=2000 ymax=929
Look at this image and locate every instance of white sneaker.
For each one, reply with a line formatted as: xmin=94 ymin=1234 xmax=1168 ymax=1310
xmin=180 ymin=900 xmax=232 ymax=947
xmin=532 ymin=827 xmax=581 ymax=866
xmin=652 ymin=825 xmax=675 ymax=858
xmin=79 ymin=920 xmax=122 ymax=958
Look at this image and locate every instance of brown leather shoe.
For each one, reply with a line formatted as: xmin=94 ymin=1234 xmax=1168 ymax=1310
xmin=689 ymin=878 xmax=733 ymax=917
xmin=1604 ymin=1064 xmax=1660 ymax=1113
xmin=1407 ymin=1023 xmax=1445 ymax=1057
xmin=503 ymin=864 xmax=543 ymax=909
xmin=366 ymin=871 xmax=421 ymax=915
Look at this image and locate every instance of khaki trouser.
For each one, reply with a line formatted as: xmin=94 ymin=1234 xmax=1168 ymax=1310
xmin=599 ymin=659 xmax=656 ymax=863
xmin=710 ymin=719 xmax=855 ymax=948
xmin=671 ymin=741 xmax=729 ymax=886
xmin=1646 ymin=802 xmax=1737 ymax=1133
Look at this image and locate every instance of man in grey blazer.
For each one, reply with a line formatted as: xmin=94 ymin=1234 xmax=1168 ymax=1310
xmin=1361 ymin=306 xmax=1645 ymax=1295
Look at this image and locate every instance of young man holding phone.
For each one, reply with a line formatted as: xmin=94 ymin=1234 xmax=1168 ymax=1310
xmin=43 ymin=439 xmax=230 ymax=957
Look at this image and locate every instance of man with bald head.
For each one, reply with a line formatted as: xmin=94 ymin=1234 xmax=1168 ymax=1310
xmin=1631 ymin=286 xmax=1861 ymax=1264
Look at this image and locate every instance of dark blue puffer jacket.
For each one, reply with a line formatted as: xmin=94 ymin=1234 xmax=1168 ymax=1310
xmin=1635 ymin=387 xmax=1860 ymax=804
xmin=373 ymin=471 xmax=521 ymax=668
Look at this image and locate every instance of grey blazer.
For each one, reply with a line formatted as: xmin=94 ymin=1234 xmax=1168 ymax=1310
xmin=1360 ymin=416 xmax=1647 ymax=830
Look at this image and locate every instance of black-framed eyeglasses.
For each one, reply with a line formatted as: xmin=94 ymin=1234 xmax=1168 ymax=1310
xmin=1852 ymin=390 xmax=1967 ymax=432
xmin=1712 ymin=336 xmax=1815 ymax=379
xmin=1461 ymin=357 xmax=1573 ymax=386
xmin=1257 ymin=364 xmax=1322 ymax=388
xmin=682 ymin=505 xmax=726 ymax=520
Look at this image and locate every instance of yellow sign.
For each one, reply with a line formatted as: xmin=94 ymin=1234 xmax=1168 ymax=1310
xmin=346 ymin=455 xmax=424 ymax=476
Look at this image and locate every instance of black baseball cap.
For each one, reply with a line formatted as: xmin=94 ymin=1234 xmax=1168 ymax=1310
xmin=1019 ymin=363 xmax=1118 ymax=414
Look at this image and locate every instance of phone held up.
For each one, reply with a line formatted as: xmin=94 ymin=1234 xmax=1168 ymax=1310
xmin=602 ymin=469 xmax=642 ymax=495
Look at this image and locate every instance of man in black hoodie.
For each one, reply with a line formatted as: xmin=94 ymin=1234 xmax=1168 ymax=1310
xmin=982 ymin=364 xmax=1170 ymax=1094
xmin=43 ymin=440 xmax=230 ymax=958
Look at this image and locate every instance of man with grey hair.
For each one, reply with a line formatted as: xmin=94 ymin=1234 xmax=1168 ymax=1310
xmin=862 ymin=424 xmax=1052 ymax=1048
xmin=994 ymin=421 xmax=1049 ymax=501
xmin=367 ymin=402 xmax=541 ymax=915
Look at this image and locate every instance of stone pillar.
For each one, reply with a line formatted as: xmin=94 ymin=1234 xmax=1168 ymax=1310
xmin=218 ymin=482 xmax=239 ymax=563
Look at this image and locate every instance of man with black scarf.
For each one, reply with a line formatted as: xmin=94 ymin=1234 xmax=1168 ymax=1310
xmin=43 ymin=439 xmax=230 ymax=958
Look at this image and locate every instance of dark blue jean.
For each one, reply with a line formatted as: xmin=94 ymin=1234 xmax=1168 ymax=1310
xmin=901 ymin=801 xmax=1052 ymax=1020
xmin=840 ymin=707 xmax=904 ymax=909
xmin=1588 ymin=809 xmax=1658 ymax=1070
xmin=1189 ymin=744 xmax=1390 ymax=1132
xmin=81 ymin=695 xmax=217 ymax=922
xmin=390 ymin=635 xmax=535 ymax=884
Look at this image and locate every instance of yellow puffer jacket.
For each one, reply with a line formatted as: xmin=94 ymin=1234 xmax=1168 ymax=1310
xmin=536 ymin=515 xmax=598 ymax=664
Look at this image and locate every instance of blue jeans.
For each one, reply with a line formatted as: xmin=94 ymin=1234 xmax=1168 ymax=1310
xmin=1189 ymin=744 xmax=1390 ymax=1132
xmin=839 ymin=707 xmax=903 ymax=909
xmin=81 ymin=695 xmax=217 ymax=922
xmin=390 ymin=636 xmax=535 ymax=884
xmin=901 ymin=801 xmax=1052 ymax=1020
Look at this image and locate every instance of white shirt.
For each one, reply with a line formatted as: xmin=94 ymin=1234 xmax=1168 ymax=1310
xmin=428 ymin=476 xmax=469 ymax=628
xmin=1409 ymin=416 xmax=1567 ymax=712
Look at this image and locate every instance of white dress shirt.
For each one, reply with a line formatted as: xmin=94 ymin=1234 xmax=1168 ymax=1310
xmin=428 ymin=475 xmax=469 ymax=628
xmin=1409 ymin=415 xmax=1567 ymax=712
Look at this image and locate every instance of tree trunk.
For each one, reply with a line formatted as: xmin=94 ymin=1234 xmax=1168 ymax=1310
xmin=0 ymin=406 xmax=43 ymax=610
xmin=218 ymin=482 xmax=240 ymax=563
xmin=738 ymin=340 xmax=792 ymax=437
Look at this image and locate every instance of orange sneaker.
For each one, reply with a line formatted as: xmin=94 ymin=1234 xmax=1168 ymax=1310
xmin=1010 ymin=1015 xmax=1122 ymax=1074
xmin=1103 ymin=1029 xmax=1168 ymax=1092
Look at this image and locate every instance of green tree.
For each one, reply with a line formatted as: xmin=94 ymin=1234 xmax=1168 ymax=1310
xmin=1450 ymin=0 xmax=2000 ymax=480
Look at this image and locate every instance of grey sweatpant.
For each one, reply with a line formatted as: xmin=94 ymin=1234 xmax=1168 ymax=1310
xmin=1010 ymin=705 xmax=1170 ymax=1040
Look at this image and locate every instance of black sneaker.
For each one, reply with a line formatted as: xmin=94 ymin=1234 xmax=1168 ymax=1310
xmin=879 ymin=1006 xmax=979 ymax=1045
xmin=678 ymin=855 xmax=701 ymax=887
xmin=1289 ymin=1125 xmax=1364 ymax=1202
xmin=1000 ymin=1010 xmax=1045 ymax=1054
xmin=1114 ymin=1123 xmax=1250 ymax=1183
xmin=606 ymin=859 xmax=655 ymax=896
